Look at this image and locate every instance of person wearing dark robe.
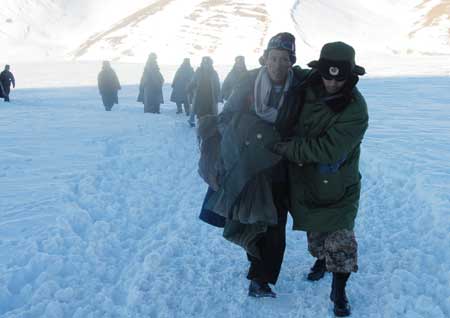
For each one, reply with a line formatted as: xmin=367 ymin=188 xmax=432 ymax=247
xmin=221 ymin=55 xmax=247 ymax=101
xmin=187 ymin=56 xmax=220 ymax=127
xmin=0 ymin=65 xmax=15 ymax=102
xmin=97 ymin=61 xmax=121 ymax=111
xmin=138 ymin=53 xmax=164 ymax=113
xmin=170 ymin=58 xmax=194 ymax=115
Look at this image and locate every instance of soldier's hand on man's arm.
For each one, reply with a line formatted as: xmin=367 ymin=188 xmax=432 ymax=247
xmin=271 ymin=138 xmax=300 ymax=163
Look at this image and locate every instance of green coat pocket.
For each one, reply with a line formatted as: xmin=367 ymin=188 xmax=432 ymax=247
xmin=304 ymin=165 xmax=346 ymax=206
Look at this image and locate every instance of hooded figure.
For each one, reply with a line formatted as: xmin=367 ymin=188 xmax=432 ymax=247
xmin=187 ymin=56 xmax=220 ymax=126
xmin=97 ymin=61 xmax=121 ymax=111
xmin=221 ymin=55 xmax=247 ymax=101
xmin=170 ymin=58 xmax=195 ymax=115
xmin=273 ymin=41 xmax=368 ymax=317
xmin=138 ymin=53 xmax=164 ymax=113
xmin=0 ymin=65 xmax=15 ymax=102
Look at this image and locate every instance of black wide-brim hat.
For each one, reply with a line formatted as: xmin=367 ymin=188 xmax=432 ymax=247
xmin=308 ymin=42 xmax=365 ymax=80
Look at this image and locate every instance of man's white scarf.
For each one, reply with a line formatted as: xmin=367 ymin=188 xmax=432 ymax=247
xmin=254 ymin=66 xmax=293 ymax=123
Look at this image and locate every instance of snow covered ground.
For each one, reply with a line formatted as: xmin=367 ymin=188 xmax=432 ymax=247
xmin=0 ymin=75 xmax=449 ymax=317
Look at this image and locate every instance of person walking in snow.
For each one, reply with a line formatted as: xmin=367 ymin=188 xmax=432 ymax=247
xmin=198 ymin=33 xmax=310 ymax=298
xmin=221 ymin=55 xmax=247 ymax=102
xmin=273 ymin=41 xmax=368 ymax=316
xmin=138 ymin=53 xmax=164 ymax=113
xmin=187 ymin=56 xmax=220 ymax=127
xmin=0 ymin=65 xmax=16 ymax=102
xmin=97 ymin=61 xmax=121 ymax=111
xmin=170 ymin=58 xmax=194 ymax=115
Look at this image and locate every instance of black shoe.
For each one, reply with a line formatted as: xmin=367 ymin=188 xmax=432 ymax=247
xmin=248 ymin=280 xmax=276 ymax=298
xmin=330 ymin=273 xmax=351 ymax=317
xmin=307 ymin=258 xmax=327 ymax=281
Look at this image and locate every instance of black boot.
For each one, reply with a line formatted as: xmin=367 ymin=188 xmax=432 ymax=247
xmin=248 ymin=280 xmax=276 ymax=298
xmin=307 ymin=258 xmax=326 ymax=281
xmin=330 ymin=273 xmax=351 ymax=317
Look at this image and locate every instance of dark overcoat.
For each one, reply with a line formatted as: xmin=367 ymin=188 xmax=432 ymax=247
xmin=138 ymin=66 xmax=164 ymax=107
xmin=189 ymin=68 xmax=220 ymax=117
xmin=98 ymin=67 xmax=121 ymax=107
xmin=170 ymin=63 xmax=194 ymax=103
xmin=275 ymin=72 xmax=369 ymax=232
xmin=221 ymin=67 xmax=247 ymax=101
xmin=0 ymin=70 xmax=15 ymax=96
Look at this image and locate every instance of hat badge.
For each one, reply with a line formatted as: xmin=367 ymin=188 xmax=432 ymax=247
xmin=329 ymin=66 xmax=340 ymax=76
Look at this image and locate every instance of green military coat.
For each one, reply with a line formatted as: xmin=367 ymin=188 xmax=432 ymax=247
xmin=276 ymin=75 xmax=369 ymax=232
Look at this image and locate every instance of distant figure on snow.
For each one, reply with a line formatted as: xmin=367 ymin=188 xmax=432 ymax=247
xmin=0 ymin=65 xmax=16 ymax=102
xmin=187 ymin=56 xmax=220 ymax=127
xmin=170 ymin=58 xmax=194 ymax=115
xmin=221 ymin=55 xmax=247 ymax=101
xmin=97 ymin=61 xmax=121 ymax=111
xmin=138 ymin=53 xmax=164 ymax=113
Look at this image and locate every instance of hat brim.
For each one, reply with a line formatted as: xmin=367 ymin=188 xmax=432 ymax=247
xmin=307 ymin=60 xmax=320 ymax=69
xmin=308 ymin=60 xmax=365 ymax=76
xmin=353 ymin=65 xmax=365 ymax=76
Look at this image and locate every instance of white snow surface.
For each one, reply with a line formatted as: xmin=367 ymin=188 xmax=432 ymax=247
xmin=0 ymin=66 xmax=449 ymax=317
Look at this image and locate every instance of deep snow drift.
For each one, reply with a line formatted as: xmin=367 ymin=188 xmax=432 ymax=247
xmin=0 ymin=72 xmax=449 ymax=317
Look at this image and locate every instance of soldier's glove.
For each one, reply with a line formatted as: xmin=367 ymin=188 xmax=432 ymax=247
xmin=272 ymin=142 xmax=290 ymax=156
xmin=271 ymin=137 xmax=303 ymax=164
xmin=272 ymin=137 xmax=302 ymax=164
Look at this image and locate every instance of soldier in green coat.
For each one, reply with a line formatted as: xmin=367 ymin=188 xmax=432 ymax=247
xmin=274 ymin=42 xmax=368 ymax=316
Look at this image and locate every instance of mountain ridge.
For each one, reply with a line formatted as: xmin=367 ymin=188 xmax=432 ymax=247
xmin=0 ymin=0 xmax=448 ymax=73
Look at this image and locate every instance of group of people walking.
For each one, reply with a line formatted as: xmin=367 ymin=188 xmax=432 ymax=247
xmin=97 ymin=53 xmax=248 ymax=129
xmin=98 ymin=32 xmax=371 ymax=317
xmin=3 ymin=30 xmax=368 ymax=316
xmin=197 ymin=32 xmax=368 ymax=317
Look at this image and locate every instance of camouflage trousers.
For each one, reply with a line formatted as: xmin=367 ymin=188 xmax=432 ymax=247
xmin=307 ymin=229 xmax=358 ymax=273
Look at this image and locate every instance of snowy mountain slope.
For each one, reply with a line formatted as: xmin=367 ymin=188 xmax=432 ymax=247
xmin=0 ymin=0 xmax=161 ymax=60
xmin=292 ymin=0 xmax=450 ymax=59
xmin=409 ymin=0 xmax=450 ymax=55
xmin=71 ymin=0 xmax=450 ymax=63
xmin=69 ymin=0 xmax=450 ymax=64
xmin=71 ymin=0 xmax=278 ymax=65
xmin=0 ymin=0 xmax=279 ymax=63
xmin=0 ymin=0 xmax=448 ymax=71
xmin=0 ymin=77 xmax=449 ymax=317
